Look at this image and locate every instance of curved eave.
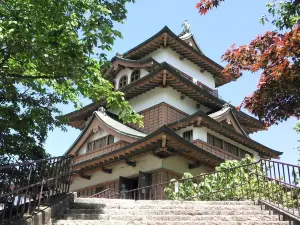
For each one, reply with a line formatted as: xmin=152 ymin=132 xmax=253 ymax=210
xmin=168 ymin=110 xmax=282 ymax=158
xmin=104 ymin=57 xmax=160 ymax=80
xmin=122 ymin=26 xmax=230 ymax=87
xmin=73 ymin=125 xmax=224 ymax=171
xmin=64 ymin=111 xmax=146 ymax=156
xmin=179 ymin=33 xmax=204 ymax=54
xmin=209 ymin=107 xmax=249 ymax=137
xmin=63 ymin=62 xmax=265 ymax=133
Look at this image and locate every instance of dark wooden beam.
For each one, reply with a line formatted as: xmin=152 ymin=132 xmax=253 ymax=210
xmin=163 ymin=33 xmax=168 ymax=47
xmin=188 ymin=161 xmax=201 ymax=169
xmin=162 ymin=134 xmax=167 ymax=148
xmin=125 ymin=159 xmax=136 ymax=167
xmin=162 ymin=70 xmax=167 ymax=87
xmin=102 ymin=167 xmax=112 ymax=174
xmin=79 ymin=173 xmax=91 ymax=180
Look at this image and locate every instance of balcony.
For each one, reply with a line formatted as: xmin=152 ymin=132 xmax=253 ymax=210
xmin=192 ymin=139 xmax=240 ymax=161
xmin=169 ymin=65 xmax=219 ymax=98
xmin=73 ymin=141 xmax=128 ymax=165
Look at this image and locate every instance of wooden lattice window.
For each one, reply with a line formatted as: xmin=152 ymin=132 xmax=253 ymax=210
xmin=207 ymin=133 xmax=253 ymax=158
xmin=87 ymin=135 xmax=114 ymax=152
xmin=107 ymin=134 xmax=114 ymax=145
xmin=183 ymin=130 xmax=193 ymax=142
xmin=207 ymin=133 xmax=223 ymax=149
xmin=94 ymin=136 xmax=107 ymax=150
xmin=131 ymin=69 xmax=140 ymax=82
xmin=119 ymin=75 xmax=127 ymax=88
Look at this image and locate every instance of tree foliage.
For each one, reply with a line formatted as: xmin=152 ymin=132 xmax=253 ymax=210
xmin=196 ymin=0 xmax=300 ymax=126
xmin=164 ymin=156 xmax=299 ymax=207
xmin=0 ymin=0 xmax=143 ymax=165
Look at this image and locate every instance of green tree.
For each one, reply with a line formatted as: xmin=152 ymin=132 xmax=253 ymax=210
xmin=0 ymin=0 xmax=142 ymax=165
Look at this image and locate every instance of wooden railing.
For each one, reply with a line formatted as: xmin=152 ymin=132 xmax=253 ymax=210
xmin=73 ymin=141 xmax=128 ymax=164
xmin=193 ymin=139 xmax=240 ymax=161
xmin=169 ymin=64 xmax=219 ymax=98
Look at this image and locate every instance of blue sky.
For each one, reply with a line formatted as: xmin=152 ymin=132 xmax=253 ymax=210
xmin=45 ymin=0 xmax=299 ymax=164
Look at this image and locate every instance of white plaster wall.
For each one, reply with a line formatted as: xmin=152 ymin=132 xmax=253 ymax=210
xmin=70 ymin=154 xmax=211 ymax=191
xmin=162 ymin=155 xmax=211 ymax=176
xmin=175 ymin=126 xmax=259 ymax=160
xmin=115 ymin=68 xmax=148 ymax=90
xmin=175 ymin=126 xmax=207 ymax=142
xmin=109 ymin=87 xmax=200 ymax=115
xmin=194 ymin=127 xmax=209 ymax=142
xmin=207 ymin=128 xmax=260 ymax=161
xmin=77 ymin=129 xmax=120 ymax=155
xmin=70 ymin=154 xmax=163 ymax=191
xmin=146 ymin=48 xmax=215 ymax=88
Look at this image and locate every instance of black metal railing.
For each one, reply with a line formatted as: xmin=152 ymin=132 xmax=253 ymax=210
xmin=0 ymin=156 xmax=73 ymax=224
xmin=88 ymin=188 xmax=120 ymax=199
xmin=89 ymin=159 xmax=300 ymax=219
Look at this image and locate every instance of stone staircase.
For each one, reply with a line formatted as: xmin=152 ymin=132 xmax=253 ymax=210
xmin=52 ymin=198 xmax=291 ymax=225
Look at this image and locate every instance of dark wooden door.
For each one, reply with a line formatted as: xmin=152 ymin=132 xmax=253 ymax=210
xmin=138 ymin=171 xmax=152 ymax=200
xmin=119 ymin=176 xmax=137 ymax=199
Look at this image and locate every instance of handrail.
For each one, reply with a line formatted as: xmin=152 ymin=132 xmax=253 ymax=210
xmin=89 ymin=158 xmax=300 ymax=221
xmin=0 ymin=156 xmax=73 ymax=224
xmin=88 ymin=188 xmax=120 ymax=198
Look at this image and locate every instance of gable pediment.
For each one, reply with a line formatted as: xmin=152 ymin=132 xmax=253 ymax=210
xmin=209 ymin=106 xmax=249 ymax=137
xmin=65 ymin=110 xmax=146 ymax=156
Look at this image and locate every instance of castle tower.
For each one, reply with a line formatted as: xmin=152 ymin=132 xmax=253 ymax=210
xmin=63 ymin=24 xmax=282 ymax=197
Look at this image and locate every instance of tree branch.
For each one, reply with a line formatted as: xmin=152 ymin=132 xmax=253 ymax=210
xmin=4 ymin=73 xmax=67 ymax=79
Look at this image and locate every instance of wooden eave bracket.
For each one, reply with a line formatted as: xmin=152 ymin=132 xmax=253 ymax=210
xmin=79 ymin=173 xmax=91 ymax=180
xmin=102 ymin=167 xmax=112 ymax=174
xmin=188 ymin=161 xmax=201 ymax=169
xmin=162 ymin=70 xmax=167 ymax=87
xmin=125 ymin=159 xmax=136 ymax=167
xmin=162 ymin=134 xmax=167 ymax=148
xmin=163 ymin=33 xmax=168 ymax=47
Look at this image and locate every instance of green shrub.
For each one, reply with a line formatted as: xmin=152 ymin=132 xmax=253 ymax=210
xmin=164 ymin=155 xmax=300 ymax=208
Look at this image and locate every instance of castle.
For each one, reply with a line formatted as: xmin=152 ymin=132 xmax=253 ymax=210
xmin=63 ymin=24 xmax=282 ymax=198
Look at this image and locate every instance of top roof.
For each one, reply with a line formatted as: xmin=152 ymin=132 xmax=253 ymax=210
xmin=120 ymin=26 xmax=233 ymax=87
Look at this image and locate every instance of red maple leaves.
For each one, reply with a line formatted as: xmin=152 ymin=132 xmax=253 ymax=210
xmin=196 ymin=0 xmax=224 ymax=15
xmin=221 ymin=24 xmax=300 ymax=124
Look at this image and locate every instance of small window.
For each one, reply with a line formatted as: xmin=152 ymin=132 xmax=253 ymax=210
xmin=119 ymin=75 xmax=127 ymax=88
xmin=87 ymin=135 xmax=114 ymax=152
xmin=107 ymin=135 xmax=114 ymax=145
xmin=183 ymin=130 xmax=193 ymax=142
xmin=131 ymin=69 xmax=140 ymax=82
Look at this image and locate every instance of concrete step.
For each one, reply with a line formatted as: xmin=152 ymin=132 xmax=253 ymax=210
xmin=75 ymin=198 xmax=257 ymax=206
xmin=59 ymin=214 xmax=280 ymax=221
xmin=66 ymin=208 xmax=272 ymax=216
xmin=53 ymin=220 xmax=290 ymax=225
xmin=72 ymin=202 xmax=262 ymax=210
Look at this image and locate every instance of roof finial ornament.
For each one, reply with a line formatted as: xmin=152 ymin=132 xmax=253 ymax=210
xmin=223 ymin=102 xmax=231 ymax=109
xmin=181 ymin=20 xmax=191 ymax=34
xmin=98 ymin=106 xmax=106 ymax=116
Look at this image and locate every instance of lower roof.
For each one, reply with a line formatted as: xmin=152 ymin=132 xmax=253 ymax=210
xmin=168 ymin=110 xmax=282 ymax=158
xmin=72 ymin=125 xmax=226 ymax=172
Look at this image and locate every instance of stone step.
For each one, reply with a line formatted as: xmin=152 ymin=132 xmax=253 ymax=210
xmin=53 ymin=220 xmax=290 ymax=225
xmin=66 ymin=208 xmax=272 ymax=216
xmin=59 ymin=214 xmax=279 ymax=221
xmin=72 ymin=202 xmax=262 ymax=210
xmin=75 ymin=198 xmax=257 ymax=206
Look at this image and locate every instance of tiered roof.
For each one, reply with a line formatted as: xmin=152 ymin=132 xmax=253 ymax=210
xmin=65 ymin=26 xmax=282 ymax=172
